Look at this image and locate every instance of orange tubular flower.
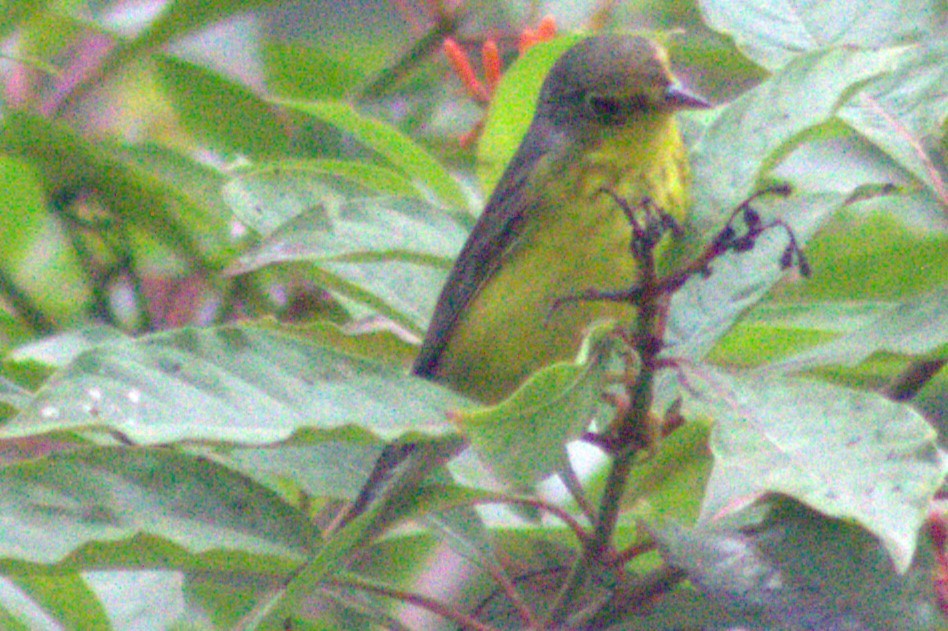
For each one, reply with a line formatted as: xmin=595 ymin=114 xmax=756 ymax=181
xmin=442 ymin=38 xmax=488 ymax=103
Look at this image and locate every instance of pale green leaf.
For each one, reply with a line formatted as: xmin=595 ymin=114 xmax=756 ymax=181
xmin=699 ymin=0 xmax=940 ymax=70
xmin=274 ymin=99 xmax=469 ymax=210
xmin=688 ymin=368 xmax=946 ymax=571
xmin=0 ymin=448 xmax=317 ymax=564
xmin=656 ymin=502 xmax=939 ymax=629
xmin=458 ymin=324 xmax=623 ymax=490
xmin=837 ymin=41 xmax=948 ymax=205
xmin=2 ymin=325 xmax=465 ymax=444
xmin=691 ymin=46 xmax=904 ymax=221
xmin=762 ymin=285 xmax=948 ymax=374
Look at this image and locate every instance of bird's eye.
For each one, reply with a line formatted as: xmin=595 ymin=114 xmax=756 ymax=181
xmin=586 ymin=94 xmax=624 ymax=121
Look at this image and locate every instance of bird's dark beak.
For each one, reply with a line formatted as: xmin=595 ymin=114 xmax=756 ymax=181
xmin=664 ymin=83 xmax=711 ymax=110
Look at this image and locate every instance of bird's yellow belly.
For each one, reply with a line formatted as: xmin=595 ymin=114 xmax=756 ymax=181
xmin=438 ymin=126 xmax=688 ymax=404
xmin=439 ymin=186 xmax=647 ymax=403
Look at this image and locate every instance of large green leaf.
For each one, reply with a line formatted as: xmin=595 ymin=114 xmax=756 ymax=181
xmin=457 ymin=324 xmax=622 ymax=491
xmin=666 ymin=191 xmax=845 ymax=361
xmin=667 ymin=46 xmax=910 ymax=362
xmin=2 ymin=324 xmax=466 ymax=444
xmin=836 ymin=41 xmax=948 ymax=214
xmin=8 ymin=325 xmax=128 ymax=370
xmin=202 ymin=439 xmax=385 ymax=502
xmin=690 ymin=46 xmax=903 ymax=220
xmin=0 ymin=156 xmax=89 ymax=322
xmin=654 ymin=501 xmax=939 ymax=630
xmin=774 ymin=208 xmax=948 ymax=302
xmin=222 ymin=160 xmax=419 ymax=236
xmin=154 ymin=54 xmax=288 ymax=158
xmin=686 ymin=367 xmax=946 ymax=571
xmin=698 ymin=0 xmax=941 ymax=70
xmin=0 ymin=447 xmax=317 ymax=565
xmin=274 ymin=99 xmax=469 ymax=210
xmin=761 ymin=285 xmax=948 ymax=374
xmin=225 ymin=193 xmax=467 ymax=331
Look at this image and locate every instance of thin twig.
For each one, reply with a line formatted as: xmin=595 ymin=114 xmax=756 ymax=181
xmin=546 ymin=196 xmax=665 ymax=626
xmin=560 ymin=460 xmax=598 ymax=523
xmin=358 ymin=9 xmax=463 ymax=100
xmin=325 ymin=575 xmax=497 ymax=631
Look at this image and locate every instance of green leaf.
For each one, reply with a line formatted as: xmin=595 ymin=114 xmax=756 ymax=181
xmin=222 ymin=165 xmax=360 ymax=237
xmin=263 ymin=41 xmax=367 ymax=100
xmin=2 ymin=324 xmax=465 ymax=445
xmin=309 ymin=260 xmax=449 ymax=334
xmin=457 ymin=324 xmax=623 ymax=490
xmin=667 ymin=190 xmax=845 ymax=361
xmin=154 ymin=54 xmax=288 ymax=158
xmin=116 ymin=143 xmax=238 ymax=260
xmin=691 ymin=46 xmax=904 ymax=220
xmin=271 ymin=319 xmax=418 ymax=367
xmin=687 ymin=367 xmax=946 ymax=571
xmin=762 ymin=285 xmax=948 ymax=374
xmin=0 ymin=447 xmax=317 ymax=564
xmin=227 ymin=194 xmax=465 ymax=270
xmin=274 ymin=99 xmax=469 ymax=210
xmin=0 ymin=113 xmax=226 ymax=266
xmin=226 ymin=195 xmax=467 ymax=331
xmin=8 ymin=325 xmax=128 ymax=369
xmin=698 ymin=0 xmax=940 ymax=70
xmin=185 ymin=569 xmax=280 ymax=629
xmin=837 ymin=41 xmax=948 ymax=205
xmin=620 ymin=421 xmax=714 ymax=525
xmin=255 ymin=477 xmax=491 ymax=630
xmin=249 ymin=501 xmax=388 ymax=629
xmin=0 ymin=155 xmax=89 ymax=321
xmin=667 ymin=48 xmax=910 ymax=362
xmin=222 ymin=165 xmax=428 ymax=237
xmin=773 ymin=207 xmax=948 ymax=302
xmin=204 ymin=439 xmax=385 ymax=502
xmin=655 ymin=501 xmax=940 ymax=630
xmin=708 ymin=302 xmax=877 ymax=368
xmin=599 ymin=584 xmax=747 ymax=630
xmin=8 ymin=574 xmax=109 ymax=629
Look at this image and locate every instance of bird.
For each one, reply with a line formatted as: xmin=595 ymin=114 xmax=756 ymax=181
xmin=413 ymin=34 xmax=709 ymax=404
xmin=335 ymin=34 xmax=709 ymax=532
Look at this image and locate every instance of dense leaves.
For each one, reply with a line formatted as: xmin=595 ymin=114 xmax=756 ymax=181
xmin=0 ymin=0 xmax=944 ymax=629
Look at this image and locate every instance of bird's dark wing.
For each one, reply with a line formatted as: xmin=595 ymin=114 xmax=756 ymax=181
xmin=412 ymin=122 xmax=560 ymax=378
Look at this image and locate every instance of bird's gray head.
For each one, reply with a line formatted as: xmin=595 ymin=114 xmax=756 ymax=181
xmin=536 ymin=35 xmax=709 ymax=134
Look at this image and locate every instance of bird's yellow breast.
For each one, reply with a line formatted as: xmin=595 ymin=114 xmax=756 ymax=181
xmin=437 ymin=114 xmax=689 ymax=403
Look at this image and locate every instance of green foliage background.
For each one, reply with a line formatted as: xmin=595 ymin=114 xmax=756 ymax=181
xmin=0 ymin=0 xmax=944 ymax=629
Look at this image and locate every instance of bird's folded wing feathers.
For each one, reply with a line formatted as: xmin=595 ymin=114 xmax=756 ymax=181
xmin=411 ymin=131 xmax=555 ymax=379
